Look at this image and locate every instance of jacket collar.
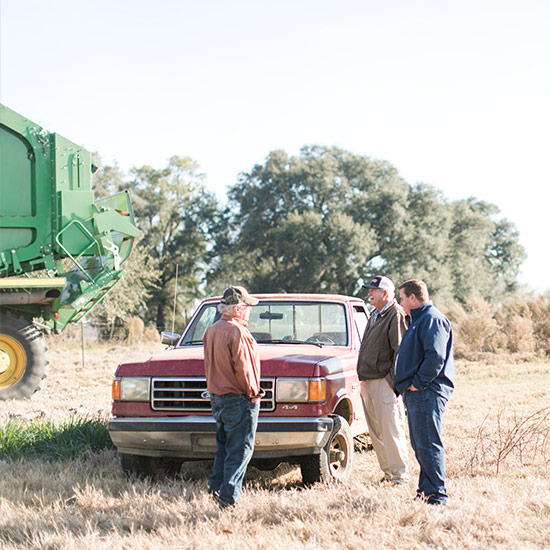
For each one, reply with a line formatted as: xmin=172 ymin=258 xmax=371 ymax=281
xmin=378 ymin=298 xmax=397 ymax=317
xmin=221 ymin=313 xmax=249 ymax=327
xmin=410 ymin=302 xmax=432 ymax=321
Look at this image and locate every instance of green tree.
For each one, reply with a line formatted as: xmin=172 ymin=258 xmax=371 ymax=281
xmin=128 ymin=156 xmax=221 ymax=329
xmin=209 ymin=146 xmax=525 ymax=303
xmin=89 ymin=237 xmax=160 ymax=337
xmin=370 ymin=182 xmax=454 ymax=302
xmin=87 ymin=155 xmax=158 ymax=335
xmin=444 ymin=198 xmax=526 ymax=302
xmin=488 ymin=218 xmax=526 ymax=295
xmin=91 ymin=154 xmax=126 ymax=198
xmin=209 ymin=147 xmax=384 ymax=294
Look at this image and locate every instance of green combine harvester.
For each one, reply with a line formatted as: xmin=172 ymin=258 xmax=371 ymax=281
xmin=0 ymin=104 xmax=140 ymax=400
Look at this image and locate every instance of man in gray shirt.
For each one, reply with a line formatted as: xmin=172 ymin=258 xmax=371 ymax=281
xmin=357 ymin=276 xmax=409 ymax=484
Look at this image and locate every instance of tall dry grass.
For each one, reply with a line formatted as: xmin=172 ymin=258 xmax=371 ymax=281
xmin=1 ymin=342 xmax=549 ymax=549
xmin=442 ymin=292 xmax=550 ymax=359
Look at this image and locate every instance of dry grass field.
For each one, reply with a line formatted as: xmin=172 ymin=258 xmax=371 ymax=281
xmin=1 ymin=340 xmax=549 ymax=550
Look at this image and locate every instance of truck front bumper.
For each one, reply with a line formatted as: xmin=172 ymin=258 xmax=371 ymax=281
xmin=108 ymin=415 xmax=334 ymax=459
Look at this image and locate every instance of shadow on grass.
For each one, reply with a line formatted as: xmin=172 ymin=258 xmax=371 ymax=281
xmin=129 ymin=457 xmax=306 ymax=492
xmin=1 ymin=416 xmax=341 ymax=494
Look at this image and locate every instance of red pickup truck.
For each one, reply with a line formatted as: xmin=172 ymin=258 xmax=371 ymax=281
xmin=108 ymin=293 xmax=371 ymax=484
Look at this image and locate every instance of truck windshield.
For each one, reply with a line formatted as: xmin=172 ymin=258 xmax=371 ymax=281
xmin=179 ymin=301 xmax=348 ymax=346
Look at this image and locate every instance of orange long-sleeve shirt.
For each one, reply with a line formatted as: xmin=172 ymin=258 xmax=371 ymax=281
xmin=203 ymin=314 xmax=264 ymax=403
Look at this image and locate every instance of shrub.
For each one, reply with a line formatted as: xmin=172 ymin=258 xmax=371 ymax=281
xmin=503 ymin=314 xmax=536 ymax=353
xmin=528 ymin=292 xmax=550 ymax=356
xmin=468 ymin=407 xmax=550 ymax=474
xmin=126 ymin=315 xmax=145 ymax=344
xmin=143 ymin=325 xmax=161 ymax=342
xmin=451 ymin=295 xmax=499 ymax=355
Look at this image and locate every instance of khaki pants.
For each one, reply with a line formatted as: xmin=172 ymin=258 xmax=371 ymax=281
xmin=360 ymin=378 xmax=409 ymax=482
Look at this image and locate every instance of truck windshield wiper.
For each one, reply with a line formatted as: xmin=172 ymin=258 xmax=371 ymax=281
xmin=179 ymin=339 xmax=204 ymax=346
xmin=257 ymin=339 xmax=323 ymax=348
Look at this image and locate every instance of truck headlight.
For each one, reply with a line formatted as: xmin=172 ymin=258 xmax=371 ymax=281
xmin=112 ymin=377 xmax=150 ymax=401
xmin=276 ymin=378 xmax=326 ymax=403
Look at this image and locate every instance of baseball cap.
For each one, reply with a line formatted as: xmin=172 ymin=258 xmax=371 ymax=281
xmin=220 ymin=285 xmax=259 ymax=306
xmin=362 ymin=276 xmax=395 ymax=292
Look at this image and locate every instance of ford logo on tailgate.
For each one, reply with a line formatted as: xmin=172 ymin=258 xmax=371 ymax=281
xmin=201 ymin=391 xmax=211 ymax=400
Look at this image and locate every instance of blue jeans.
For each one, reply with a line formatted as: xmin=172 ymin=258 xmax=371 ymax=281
xmin=208 ymin=393 xmax=260 ymax=506
xmin=404 ymin=389 xmax=448 ymax=504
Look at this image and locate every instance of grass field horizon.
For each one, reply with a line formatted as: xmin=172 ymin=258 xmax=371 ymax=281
xmin=1 ymin=340 xmax=549 ymax=549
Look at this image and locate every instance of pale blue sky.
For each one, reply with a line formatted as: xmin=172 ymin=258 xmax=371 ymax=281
xmin=1 ymin=0 xmax=549 ymax=292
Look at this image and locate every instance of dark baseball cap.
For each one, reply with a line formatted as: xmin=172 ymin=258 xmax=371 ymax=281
xmin=362 ymin=276 xmax=395 ymax=292
xmin=220 ymin=285 xmax=259 ymax=306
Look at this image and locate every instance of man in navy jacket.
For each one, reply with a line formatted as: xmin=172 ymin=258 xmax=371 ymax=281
xmin=394 ymin=280 xmax=454 ymax=505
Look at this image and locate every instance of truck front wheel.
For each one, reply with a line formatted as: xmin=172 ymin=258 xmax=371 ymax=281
xmin=300 ymin=415 xmax=354 ymax=485
xmin=0 ymin=311 xmax=48 ymax=400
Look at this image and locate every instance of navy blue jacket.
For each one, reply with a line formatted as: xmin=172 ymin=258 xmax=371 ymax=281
xmin=393 ymin=303 xmax=454 ymax=399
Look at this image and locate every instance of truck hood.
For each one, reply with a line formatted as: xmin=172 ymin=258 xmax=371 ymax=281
xmin=258 ymin=345 xmax=351 ymax=377
xmin=114 ymin=344 xmax=353 ymax=378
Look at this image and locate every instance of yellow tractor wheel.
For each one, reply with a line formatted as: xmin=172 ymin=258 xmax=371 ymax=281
xmin=0 ymin=311 xmax=48 ymax=400
xmin=0 ymin=332 xmax=27 ymax=387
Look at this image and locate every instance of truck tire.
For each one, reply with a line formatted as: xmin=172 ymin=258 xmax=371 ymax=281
xmin=300 ymin=415 xmax=354 ymax=485
xmin=120 ymin=453 xmax=182 ymax=479
xmin=0 ymin=311 xmax=48 ymax=400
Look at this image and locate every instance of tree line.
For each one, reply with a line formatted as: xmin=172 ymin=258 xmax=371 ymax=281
xmin=91 ymin=145 xmax=526 ymax=333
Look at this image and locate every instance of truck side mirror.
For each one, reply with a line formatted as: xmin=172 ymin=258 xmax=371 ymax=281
xmin=160 ymin=331 xmax=180 ymax=346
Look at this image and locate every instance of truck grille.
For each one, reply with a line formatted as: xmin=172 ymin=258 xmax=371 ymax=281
xmin=151 ymin=377 xmax=275 ymax=412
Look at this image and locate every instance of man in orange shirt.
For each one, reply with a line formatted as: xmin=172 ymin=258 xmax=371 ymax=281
xmin=203 ymin=286 xmax=264 ymax=508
